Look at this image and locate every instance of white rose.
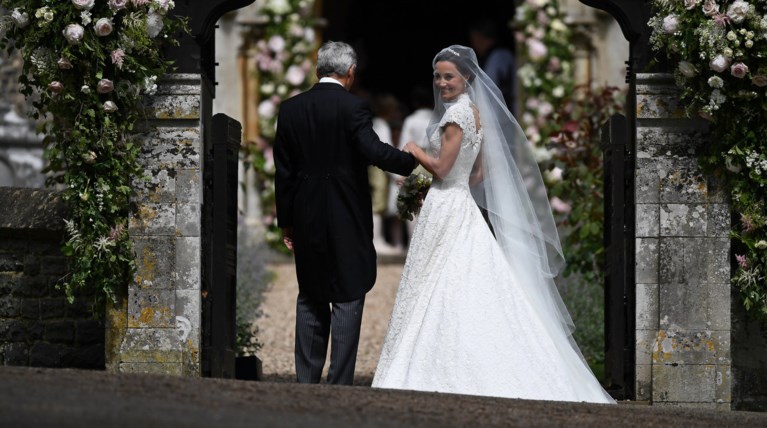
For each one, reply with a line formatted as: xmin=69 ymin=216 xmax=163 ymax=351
xmin=678 ymin=61 xmax=697 ymax=78
xmin=261 ymin=83 xmax=275 ymax=95
xmin=258 ymin=100 xmax=276 ymax=119
xmin=103 ymin=101 xmax=119 ymax=113
xmin=268 ymin=35 xmax=286 ymax=53
xmin=707 ymin=75 xmax=724 ymax=88
xmin=552 ymin=86 xmax=565 ymax=98
xmin=94 ymin=18 xmax=114 ymax=37
xmin=63 ymin=24 xmax=86 ymax=45
xmin=97 ymin=79 xmax=115 ymax=94
xmin=709 ymin=54 xmax=730 ymax=73
xmin=544 ymin=167 xmax=564 ymax=182
xmin=81 ymin=85 xmax=91 ymax=94
xmin=71 ymin=0 xmax=95 ymax=11
xmin=663 ymin=15 xmax=679 ymax=34
xmin=146 ymin=12 xmax=164 ymax=38
xmin=11 ymin=9 xmax=29 ymax=28
xmin=285 ymin=65 xmax=306 ymax=86
xmin=727 ymin=0 xmax=751 ymax=24
xmin=756 ymin=240 xmax=767 ymax=250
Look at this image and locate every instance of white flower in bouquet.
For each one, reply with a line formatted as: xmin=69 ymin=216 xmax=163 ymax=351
xmin=304 ymin=28 xmax=315 ymax=44
xmin=81 ymin=85 xmax=91 ymax=94
xmin=731 ymin=62 xmax=749 ymax=78
xmin=11 ymin=9 xmax=29 ymax=28
xmin=267 ymin=0 xmax=291 ymax=14
xmin=97 ymin=79 xmax=114 ymax=94
xmin=277 ymin=85 xmax=288 ymax=96
xmin=261 ymin=82 xmax=275 ymax=95
xmin=151 ymin=0 xmax=175 ymax=15
xmin=103 ymin=101 xmax=119 ymax=113
xmin=94 ymin=18 xmax=114 ymax=37
xmin=725 ymin=156 xmax=742 ymax=173
xmin=81 ymin=11 xmax=92 ymax=26
xmin=545 ymin=166 xmax=564 ymax=183
xmin=146 ymin=12 xmax=164 ymax=38
xmin=708 ymin=75 xmax=724 ymax=88
xmin=752 ymin=74 xmax=767 ymax=86
xmin=63 ymin=24 xmax=85 ymax=45
xmin=727 ymin=1 xmax=751 ymax=24
xmin=71 ymin=0 xmax=95 ymax=11
xmin=285 ymin=65 xmax=306 ymax=86
xmin=549 ymin=196 xmax=571 ymax=214
xmin=550 ymin=19 xmax=567 ymax=33
xmin=727 ymin=31 xmax=737 ymax=41
xmin=533 ymin=146 xmax=553 ymax=162
xmin=662 ymin=15 xmax=679 ymax=34
xmin=538 ymin=101 xmax=554 ymax=116
xmin=709 ymin=54 xmax=731 ymax=73
xmin=710 ymin=89 xmax=727 ymax=105
xmin=702 ymin=0 xmax=720 ymax=17
xmin=745 ymin=40 xmax=754 ymax=48
xmin=678 ymin=61 xmax=698 ymax=77
xmin=57 ymin=57 xmax=73 ymax=70
xmin=552 ymin=85 xmax=565 ymax=98
xmin=756 ymin=240 xmax=767 ymax=250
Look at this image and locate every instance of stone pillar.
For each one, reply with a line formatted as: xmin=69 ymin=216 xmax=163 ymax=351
xmin=634 ymin=73 xmax=731 ymax=409
xmin=106 ymin=74 xmax=207 ymax=376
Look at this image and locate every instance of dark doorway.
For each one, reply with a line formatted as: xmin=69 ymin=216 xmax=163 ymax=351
xmin=321 ymin=0 xmax=517 ymax=102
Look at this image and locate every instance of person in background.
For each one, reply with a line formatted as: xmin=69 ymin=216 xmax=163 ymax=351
xmin=396 ymin=86 xmax=434 ymax=239
xmin=469 ymin=18 xmax=516 ymax=114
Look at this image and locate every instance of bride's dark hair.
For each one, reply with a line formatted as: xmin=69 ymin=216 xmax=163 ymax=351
xmin=433 ymin=49 xmax=476 ymax=84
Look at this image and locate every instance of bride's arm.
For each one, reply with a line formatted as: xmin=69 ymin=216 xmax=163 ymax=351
xmin=404 ymin=123 xmax=462 ymax=180
xmin=469 ymin=149 xmax=484 ymax=186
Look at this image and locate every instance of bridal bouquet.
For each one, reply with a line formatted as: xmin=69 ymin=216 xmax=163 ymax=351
xmin=396 ymin=173 xmax=432 ymax=221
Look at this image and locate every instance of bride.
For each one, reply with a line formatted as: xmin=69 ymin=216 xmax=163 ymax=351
xmin=371 ymin=45 xmax=614 ymax=403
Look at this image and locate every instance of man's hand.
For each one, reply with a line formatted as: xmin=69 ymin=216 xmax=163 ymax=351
xmin=282 ymin=228 xmax=294 ymax=251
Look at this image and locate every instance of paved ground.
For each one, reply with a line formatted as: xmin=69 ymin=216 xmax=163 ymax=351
xmin=3 ymin=258 xmax=767 ymax=426
xmin=2 ymin=365 xmax=767 ymax=427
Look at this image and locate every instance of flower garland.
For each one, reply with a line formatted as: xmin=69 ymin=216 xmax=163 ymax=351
xmin=649 ymin=0 xmax=767 ymax=321
xmin=245 ymin=0 xmax=317 ymax=252
xmin=0 ymin=0 xmax=186 ymax=306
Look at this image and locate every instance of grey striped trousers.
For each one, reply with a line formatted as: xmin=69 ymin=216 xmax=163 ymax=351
xmin=294 ymin=292 xmax=365 ymax=385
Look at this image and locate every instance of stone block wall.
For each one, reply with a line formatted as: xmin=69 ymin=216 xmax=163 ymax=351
xmin=0 ymin=188 xmax=104 ymax=368
xmin=106 ymin=74 xmax=206 ymax=376
xmin=634 ymin=74 xmax=731 ymax=409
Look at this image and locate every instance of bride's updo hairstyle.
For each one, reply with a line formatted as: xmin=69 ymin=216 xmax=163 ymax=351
xmin=432 ymin=48 xmax=476 ymax=84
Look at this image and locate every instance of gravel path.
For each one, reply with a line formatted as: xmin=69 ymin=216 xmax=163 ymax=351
xmin=255 ymin=258 xmax=404 ymax=384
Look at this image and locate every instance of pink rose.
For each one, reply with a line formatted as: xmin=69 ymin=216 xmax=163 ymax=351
xmin=63 ymin=24 xmax=85 ymax=45
xmin=709 ymin=54 xmax=730 ymax=73
xmin=109 ymin=0 xmax=129 ymax=11
xmin=94 ymin=18 xmax=114 ymax=37
xmin=727 ymin=0 xmax=750 ymax=24
xmin=48 ymin=81 xmax=64 ymax=93
xmin=731 ymin=62 xmax=749 ymax=78
xmin=57 ymin=57 xmax=73 ymax=70
xmin=751 ymin=74 xmax=767 ymax=87
xmin=550 ymin=197 xmax=571 ymax=214
xmin=97 ymin=79 xmax=114 ymax=94
xmin=71 ymin=0 xmax=95 ymax=10
xmin=526 ymin=38 xmax=548 ymax=62
xmin=702 ymin=0 xmax=720 ymax=16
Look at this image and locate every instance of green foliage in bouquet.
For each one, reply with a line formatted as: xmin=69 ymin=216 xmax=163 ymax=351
xmin=397 ymin=173 xmax=432 ymax=222
xmin=649 ymin=0 xmax=767 ymax=321
xmin=0 ymin=0 xmax=187 ymax=308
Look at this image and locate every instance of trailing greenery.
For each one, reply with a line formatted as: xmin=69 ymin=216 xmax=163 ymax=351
xmin=0 ymin=0 xmax=186 ymax=308
xmin=649 ymin=0 xmax=767 ymax=321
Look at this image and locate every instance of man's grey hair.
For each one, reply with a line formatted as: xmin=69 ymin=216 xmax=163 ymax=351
xmin=316 ymin=41 xmax=357 ymax=78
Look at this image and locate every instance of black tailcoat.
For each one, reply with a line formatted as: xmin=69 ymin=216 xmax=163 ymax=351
xmin=274 ymin=82 xmax=416 ymax=302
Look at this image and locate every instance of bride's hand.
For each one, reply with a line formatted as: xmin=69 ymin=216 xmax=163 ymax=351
xmin=404 ymin=141 xmax=419 ymax=155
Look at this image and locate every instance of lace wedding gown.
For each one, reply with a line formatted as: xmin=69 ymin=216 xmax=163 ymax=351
xmin=372 ymin=94 xmax=613 ymax=403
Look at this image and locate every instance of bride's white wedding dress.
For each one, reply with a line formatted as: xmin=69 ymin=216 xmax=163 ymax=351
xmin=372 ymin=93 xmax=613 ymax=403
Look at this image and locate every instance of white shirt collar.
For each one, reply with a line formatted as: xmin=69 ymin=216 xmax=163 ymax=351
xmin=319 ymin=77 xmax=344 ymax=87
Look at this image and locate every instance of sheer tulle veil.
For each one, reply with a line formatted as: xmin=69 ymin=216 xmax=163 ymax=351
xmin=429 ymin=45 xmax=583 ymax=352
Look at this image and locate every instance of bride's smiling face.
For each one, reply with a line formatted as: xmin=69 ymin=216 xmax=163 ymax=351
xmin=434 ymin=61 xmax=467 ymax=101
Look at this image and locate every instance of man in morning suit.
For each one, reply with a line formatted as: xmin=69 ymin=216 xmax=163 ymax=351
xmin=274 ymin=41 xmax=417 ymax=385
